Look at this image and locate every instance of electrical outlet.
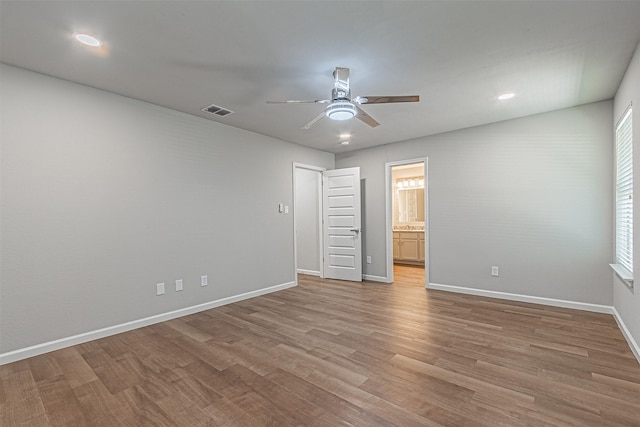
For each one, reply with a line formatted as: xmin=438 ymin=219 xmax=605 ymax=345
xmin=201 ymin=275 xmax=208 ymax=287
xmin=175 ymin=279 xmax=183 ymax=292
xmin=156 ymin=283 xmax=165 ymax=295
xmin=491 ymin=266 xmax=499 ymax=277
xmin=366 ymin=256 xmax=372 ymax=264
xmin=284 ymin=205 xmax=289 ymax=214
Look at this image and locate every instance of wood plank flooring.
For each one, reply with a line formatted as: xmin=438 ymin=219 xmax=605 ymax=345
xmin=2 ymin=264 xmax=639 ymax=426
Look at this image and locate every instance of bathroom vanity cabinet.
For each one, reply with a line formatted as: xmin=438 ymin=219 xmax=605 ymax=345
xmin=393 ymin=231 xmax=425 ymax=265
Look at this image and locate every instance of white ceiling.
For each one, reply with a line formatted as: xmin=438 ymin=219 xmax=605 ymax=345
xmin=2 ymin=1 xmax=640 ymax=154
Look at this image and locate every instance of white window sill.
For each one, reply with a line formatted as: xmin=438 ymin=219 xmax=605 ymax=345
xmin=610 ymin=263 xmax=634 ymax=288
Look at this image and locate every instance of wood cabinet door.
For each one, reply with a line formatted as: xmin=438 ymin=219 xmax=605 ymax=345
xmin=400 ymin=238 xmax=420 ymax=261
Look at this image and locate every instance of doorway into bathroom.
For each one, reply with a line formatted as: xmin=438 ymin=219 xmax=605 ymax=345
xmin=385 ymin=159 xmax=428 ymax=287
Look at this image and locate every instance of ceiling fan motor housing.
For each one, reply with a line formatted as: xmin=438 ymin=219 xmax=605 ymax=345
xmin=332 ymin=66 xmax=351 ymax=101
xmin=331 ymin=87 xmax=351 ymax=101
xmin=328 ymin=67 xmax=355 ymax=120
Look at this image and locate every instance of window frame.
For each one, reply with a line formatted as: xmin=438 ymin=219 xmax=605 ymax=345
xmin=612 ymin=104 xmax=634 ymax=286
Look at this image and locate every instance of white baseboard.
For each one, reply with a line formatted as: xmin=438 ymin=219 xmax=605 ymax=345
xmin=0 ymin=281 xmax=296 ymax=366
xmin=297 ymin=269 xmax=320 ymax=277
xmin=363 ymin=274 xmax=389 ymax=283
xmin=611 ymin=307 xmax=640 ymax=364
xmin=427 ymin=282 xmax=613 ymax=314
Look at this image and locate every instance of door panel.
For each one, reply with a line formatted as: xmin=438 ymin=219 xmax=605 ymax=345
xmin=329 ymin=254 xmax=355 ymax=268
xmin=323 ymin=167 xmax=362 ymax=281
xmin=328 ymin=195 xmax=355 ymax=208
xmin=329 ymin=235 xmax=355 ymax=247
xmin=328 ymin=216 xmax=354 ymax=227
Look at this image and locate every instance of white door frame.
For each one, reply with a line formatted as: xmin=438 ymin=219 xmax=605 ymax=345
xmin=292 ymin=162 xmax=325 ymax=285
xmin=385 ymin=158 xmax=429 ymax=286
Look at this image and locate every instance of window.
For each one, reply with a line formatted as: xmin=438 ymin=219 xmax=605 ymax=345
xmin=614 ymin=105 xmax=633 ymax=279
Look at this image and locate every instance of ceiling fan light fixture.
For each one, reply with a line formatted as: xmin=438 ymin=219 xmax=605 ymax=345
xmin=326 ymin=101 xmax=357 ymax=121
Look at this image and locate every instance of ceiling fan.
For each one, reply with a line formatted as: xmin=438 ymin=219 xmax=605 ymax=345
xmin=267 ymin=67 xmax=419 ymax=129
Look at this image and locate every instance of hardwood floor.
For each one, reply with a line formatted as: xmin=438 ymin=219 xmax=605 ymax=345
xmin=2 ymin=266 xmax=639 ymax=426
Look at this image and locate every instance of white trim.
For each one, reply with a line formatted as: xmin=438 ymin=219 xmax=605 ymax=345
xmin=0 ymin=281 xmax=296 ymax=366
xmin=611 ymin=307 xmax=640 ymax=363
xmin=427 ymin=282 xmax=613 ymax=313
xmin=292 ymin=162 xmax=325 ymax=286
xmin=363 ymin=274 xmax=388 ymax=283
xmin=385 ymin=158 xmax=429 ymax=286
xmin=609 ymin=263 xmax=634 ymax=287
xmin=614 ymin=104 xmax=633 ymax=274
xmin=385 ymin=165 xmax=394 ymax=284
xmin=297 ymin=269 xmax=320 ymax=277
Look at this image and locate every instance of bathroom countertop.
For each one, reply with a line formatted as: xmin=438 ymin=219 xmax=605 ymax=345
xmin=393 ymin=225 xmax=424 ymax=232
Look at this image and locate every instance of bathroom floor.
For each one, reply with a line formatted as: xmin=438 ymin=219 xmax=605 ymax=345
xmin=393 ymin=263 xmax=425 ymax=287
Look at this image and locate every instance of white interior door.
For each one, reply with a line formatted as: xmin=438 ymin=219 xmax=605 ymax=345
xmin=323 ymin=167 xmax=362 ymax=281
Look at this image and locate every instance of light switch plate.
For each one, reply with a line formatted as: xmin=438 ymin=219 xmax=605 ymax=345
xmin=175 ymin=279 xmax=183 ymax=291
xmin=156 ymin=283 xmax=165 ymax=295
xmin=201 ymin=275 xmax=208 ymax=287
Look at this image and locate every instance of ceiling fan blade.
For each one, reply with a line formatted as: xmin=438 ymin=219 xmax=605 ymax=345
xmin=302 ymin=111 xmax=326 ymax=130
xmin=355 ymin=105 xmax=380 ymax=128
xmin=355 ymin=95 xmax=420 ymax=104
xmin=267 ymin=99 xmax=330 ymax=104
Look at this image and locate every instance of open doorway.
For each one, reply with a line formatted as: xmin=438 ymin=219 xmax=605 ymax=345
xmin=385 ymin=159 xmax=428 ymax=287
xmin=293 ymin=163 xmax=324 ymax=282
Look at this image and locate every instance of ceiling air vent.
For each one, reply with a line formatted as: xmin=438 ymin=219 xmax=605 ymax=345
xmin=201 ymin=103 xmax=235 ymax=117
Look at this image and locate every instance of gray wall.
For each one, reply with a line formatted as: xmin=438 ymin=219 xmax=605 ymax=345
xmin=0 ymin=65 xmax=334 ymax=353
xmin=294 ymin=167 xmax=321 ymax=274
xmin=337 ymin=101 xmax=613 ymax=305
xmin=613 ymin=41 xmax=640 ymax=348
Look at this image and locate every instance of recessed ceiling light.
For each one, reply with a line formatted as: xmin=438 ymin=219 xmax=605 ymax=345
xmin=339 ymin=133 xmax=351 ymax=139
xmin=340 ymin=140 xmax=350 ymax=145
xmin=73 ymin=33 xmax=101 ymax=47
xmin=497 ymin=93 xmax=516 ymax=100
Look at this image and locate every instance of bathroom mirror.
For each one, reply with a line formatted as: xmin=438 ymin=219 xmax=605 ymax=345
xmin=397 ymin=187 xmax=425 ymax=223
